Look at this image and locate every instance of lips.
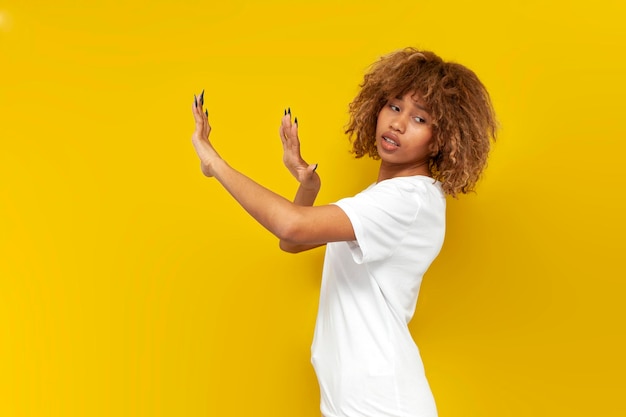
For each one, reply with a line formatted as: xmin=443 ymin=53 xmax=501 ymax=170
xmin=383 ymin=136 xmax=399 ymax=146
xmin=380 ymin=131 xmax=400 ymax=150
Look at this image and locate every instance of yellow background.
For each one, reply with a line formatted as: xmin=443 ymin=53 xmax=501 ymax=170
xmin=1 ymin=0 xmax=625 ymax=416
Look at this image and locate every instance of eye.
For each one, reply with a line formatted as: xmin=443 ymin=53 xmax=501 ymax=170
xmin=389 ymin=104 xmax=400 ymax=112
xmin=413 ymin=116 xmax=426 ymax=123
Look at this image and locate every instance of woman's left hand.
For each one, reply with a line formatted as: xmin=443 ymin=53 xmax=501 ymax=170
xmin=279 ymin=111 xmax=320 ymax=192
xmin=191 ymin=90 xmax=221 ymax=177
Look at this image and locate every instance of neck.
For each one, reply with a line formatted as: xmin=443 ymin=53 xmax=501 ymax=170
xmin=376 ymin=160 xmax=431 ymax=183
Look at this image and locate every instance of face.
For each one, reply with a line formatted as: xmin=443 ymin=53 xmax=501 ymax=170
xmin=375 ymin=91 xmax=433 ymax=177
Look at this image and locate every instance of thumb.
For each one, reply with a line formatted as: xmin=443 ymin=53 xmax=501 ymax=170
xmin=307 ymin=163 xmax=318 ymax=175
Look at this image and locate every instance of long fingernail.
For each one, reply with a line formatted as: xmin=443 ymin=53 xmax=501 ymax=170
xmin=200 ymin=90 xmax=205 ymax=104
xmin=288 ymin=107 xmax=291 ymax=115
xmin=313 ymin=163 xmax=318 ymax=172
xmin=205 ymin=109 xmax=208 ymax=117
xmin=294 ymin=117 xmax=298 ymax=125
xmin=284 ymin=109 xmax=287 ymax=116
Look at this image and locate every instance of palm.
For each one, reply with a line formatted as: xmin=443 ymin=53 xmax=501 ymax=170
xmin=190 ymin=92 xmax=219 ymax=177
xmin=279 ymin=115 xmax=320 ymax=191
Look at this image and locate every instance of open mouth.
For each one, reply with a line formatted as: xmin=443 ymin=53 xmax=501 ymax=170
xmin=383 ymin=136 xmax=399 ymax=146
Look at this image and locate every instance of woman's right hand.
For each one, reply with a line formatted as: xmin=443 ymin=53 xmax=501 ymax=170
xmin=191 ymin=91 xmax=222 ymax=178
xmin=279 ymin=110 xmax=320 ymax=192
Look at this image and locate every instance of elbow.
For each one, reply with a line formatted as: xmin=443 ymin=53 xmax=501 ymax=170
xmin=278 ymin=239 xmax=302 ymax=253
xmin=276 ymin=217 xmax=308 ymax=253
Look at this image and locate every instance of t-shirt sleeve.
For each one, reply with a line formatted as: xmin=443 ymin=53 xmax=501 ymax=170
xmin=333 ymin=179 xmax=422 ymax=264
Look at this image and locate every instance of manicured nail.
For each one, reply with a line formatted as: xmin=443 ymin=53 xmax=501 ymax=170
xmin=200 ymin=90 xmax=205 ymax=104
xmin=194 ymin=95 xmax=197 ymax=107
xmin=288 ymin=107 xmax=291 ymax=115
xmin=313 ymin=163 xmax=318 ymax=172
xmin=294 ymin=117 xmax=298 ymax=125
xmin=284 ymin=109 xmax=287 ymax=116
xmin=205 ymin=109 xmax=208 ymax=117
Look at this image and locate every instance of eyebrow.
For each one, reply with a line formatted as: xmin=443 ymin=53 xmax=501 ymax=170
xmin=411 ymin=101 xmax=429 ymax=113
xmin=394 ymin=95 xmax=430 ymax=113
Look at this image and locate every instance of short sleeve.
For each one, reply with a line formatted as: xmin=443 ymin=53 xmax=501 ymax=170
xmin=333 ymin=179 xmax=423 ymax=264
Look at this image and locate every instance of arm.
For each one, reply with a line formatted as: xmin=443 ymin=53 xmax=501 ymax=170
xmin=190 ymin=93 xmax=355 ymax=247
xmin=277 ymin=111 xmax=326 ymax=253
xmin=279 ymin=185 xmax=324 ymax=252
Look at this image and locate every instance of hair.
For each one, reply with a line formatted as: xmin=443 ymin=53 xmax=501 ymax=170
xmin=345 ymin=48 xmax=498 ymax=197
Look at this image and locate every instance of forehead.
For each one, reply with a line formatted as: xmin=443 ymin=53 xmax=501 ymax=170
xmin=410 ymin=91 xmax=428 ymax=108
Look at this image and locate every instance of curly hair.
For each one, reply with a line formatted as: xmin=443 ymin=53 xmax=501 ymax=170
xmin=345 ymin=48 xmax=497 ymax=197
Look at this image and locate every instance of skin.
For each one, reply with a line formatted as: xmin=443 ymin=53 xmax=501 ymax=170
xmin=376 ymin=92 xmax=433 ymax=182
xmin=190 ymin=91 xmax=432 ymax=253
xmin=190 ymin=95 xmax=354 ymax=253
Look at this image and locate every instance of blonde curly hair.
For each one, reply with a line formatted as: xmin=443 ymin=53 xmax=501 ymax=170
xmin=345 ymin=48 xmax=497 ymax=197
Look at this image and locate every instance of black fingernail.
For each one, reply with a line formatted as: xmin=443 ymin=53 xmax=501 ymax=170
xmin=313 ymin=163 xmax=318 ymax=172
xmin=288 ymin=107 xmax=291 ymax=115
xmin=294 ymin=117 xmax=298 ymax=125
xmin=200 ymin=90 xmax=205 ymax=104
xmin=205 ymin=109 xmax=208 ymax=117
xmin=284 ymin=109 xmax=287 ymax=116
xmin=194 ymin=95 xmax=197 ymax=107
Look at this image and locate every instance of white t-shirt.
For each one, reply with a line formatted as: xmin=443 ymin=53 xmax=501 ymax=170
xmin=311 ymin=176 xmax=446 ymax=417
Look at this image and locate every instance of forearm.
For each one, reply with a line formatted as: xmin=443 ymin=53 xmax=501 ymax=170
xmin=293 ymin=184 xmax=319 ymax=207
xmin=210 ymin=158 xmax=301 ymax=240
xmin=279 ymin=183 xmax=323 ymax=252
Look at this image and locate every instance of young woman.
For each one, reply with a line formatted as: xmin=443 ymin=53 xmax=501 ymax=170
xmin=190 ymin=48 xmax=497 ymax=417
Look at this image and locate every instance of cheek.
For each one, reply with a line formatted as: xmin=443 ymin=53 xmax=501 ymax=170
xmin=410 ymin=125 xmax=433 ymax=145
xmin=424 ymin=130 xmax=434 ymax=145
xmin=426 ymin=133 xmax=439 ymax=155
xmin=376 ymin=110 xmax=385 ymax=127
xmin=424 ymin=124 xmax=435 ymax=143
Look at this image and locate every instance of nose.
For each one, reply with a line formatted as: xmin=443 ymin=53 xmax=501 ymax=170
xmin=390 ymin=115 xmax=405 ymax=133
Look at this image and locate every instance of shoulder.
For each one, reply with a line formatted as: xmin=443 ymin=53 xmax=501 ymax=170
xmin=334 ymin=176 xmax=439 ymax=224
xmin=330 ymin=176 xmax=444 ymax=264
xmin=365 ymin=176 xmax=444 ymax=203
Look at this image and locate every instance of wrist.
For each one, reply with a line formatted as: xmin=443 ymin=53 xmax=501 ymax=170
xmin=208 ymin=156 xmax=228 ymax=177
xmin=299 ymin=183 xmax=320 ymax=193
xmin=198 ymin=154 xmax=226 ymax=178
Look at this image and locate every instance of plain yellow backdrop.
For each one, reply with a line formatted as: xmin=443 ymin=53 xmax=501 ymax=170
xmin=1 ymin=0 xmax=625 ymax=416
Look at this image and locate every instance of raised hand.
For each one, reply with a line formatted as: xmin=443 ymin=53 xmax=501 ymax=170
xmin=191 ymin=90 xmax=221 ymax=177
xmin=279 ymin=109 xmax=320 ymax=192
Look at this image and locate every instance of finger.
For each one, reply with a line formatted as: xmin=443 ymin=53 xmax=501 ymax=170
xmin=192 ymin=91 xmax=206 ymax=113
xmin=291 ymin=116 xmax=299 ymax=139
xmin=204 ymin=108 xmax=211 ymax=135
xmin=279 ymin=112 xmax=288 ymax=142
xmin=200 ymin=91 xmax=208 ymax=121
xmin=192 ymin=92 xmax=211 ymax=138
xmin=286 ymin=118 xmax=300 ymax=148
xmin=281 ymin=112 xmax=298 ymax=139
xmin=281 ymin=111 xmax=292 ymax=130
xmin=280 ymin=111 xmax=293 ymax=145
xmin=193 ymin=93 xmax=205 ymax=122
xmin=202 ymin=102 xmax=209 ymax=122
xmin=192 ymin=94 xmax=199 ymax=116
